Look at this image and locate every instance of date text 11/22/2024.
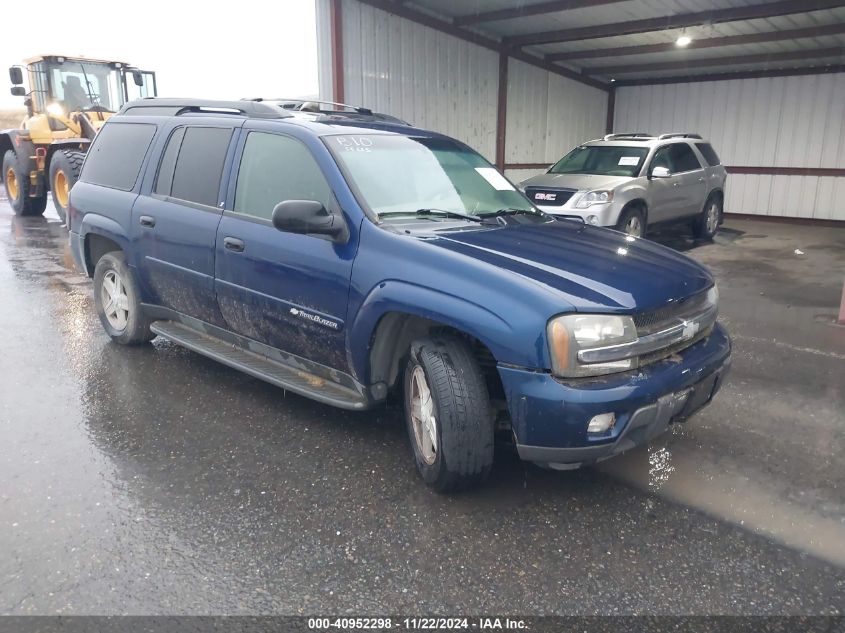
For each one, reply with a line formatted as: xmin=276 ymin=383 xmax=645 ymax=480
xmin=308 ymin=618 xmax=528 ymax=630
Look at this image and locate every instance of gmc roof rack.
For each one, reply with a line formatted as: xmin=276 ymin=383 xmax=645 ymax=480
xmin=657 ymin=133 xmax=703 ymax=140
xmin=119 ymin=98 xmax=292 ymax=119
xmin=603 ymin=132 xmax=653 ymax=140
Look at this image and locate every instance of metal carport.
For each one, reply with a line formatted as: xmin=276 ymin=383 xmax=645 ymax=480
xmin=316 ymin=0 xmax=845 ymax=222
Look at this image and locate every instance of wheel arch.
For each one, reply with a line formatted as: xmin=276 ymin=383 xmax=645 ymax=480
xmin=79 ymin=215 xmax=130 ymax=276
xmin=367 ymin=311 xmax=504 ymax=401
xmin=349 ymin=281 xmax=520 ymax=390
xmin=621 ymin=198 xmax=649 ymax=224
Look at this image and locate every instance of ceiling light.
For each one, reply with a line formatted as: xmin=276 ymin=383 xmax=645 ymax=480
xmin=676 ymin=33 xmax=692 ymax=47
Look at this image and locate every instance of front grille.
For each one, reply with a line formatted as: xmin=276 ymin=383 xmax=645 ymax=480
xmin=524 ymin=187 xmax=576 ymax=207
xmin=633 ymin=290 xmax=710 ymax=336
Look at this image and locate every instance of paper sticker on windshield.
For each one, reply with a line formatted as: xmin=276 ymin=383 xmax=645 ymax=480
xmin=334 ymin=136 xmax=373 ymax=153
xmin=475 ymin=167 xmax=515 ymax=191
xmin=618 ymin=156 xmax=640 ymax=166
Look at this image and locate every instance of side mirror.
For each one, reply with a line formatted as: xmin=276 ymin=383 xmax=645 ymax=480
xmin=271 ymin=200 xmax=347 ymax=240
xmin=132 ymin=70 xmax=144 ymax=87
xmin=650 ymin=166 xmax=671 ymax=179
xmin=9 ymin=67 xmax=23 ymax=85
xmin=10 ymin=86 xmax=26 ymax=97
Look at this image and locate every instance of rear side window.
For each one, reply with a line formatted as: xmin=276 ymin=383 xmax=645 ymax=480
xmin=157 ymin=126 xmax=233 ymax=207
xmin=81 ymin=122 xmax=156 ymax=191
xmin=668 ymin=143 xmax=702 ymax=172
xmin=695 ymin=142 xmax=721 ymax=166
xmin=234 ymin=132 xmax=332 ymax=220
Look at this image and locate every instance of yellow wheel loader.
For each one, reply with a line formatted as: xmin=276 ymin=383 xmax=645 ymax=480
xmin=2 ymin=55 xmax=156 ymax=221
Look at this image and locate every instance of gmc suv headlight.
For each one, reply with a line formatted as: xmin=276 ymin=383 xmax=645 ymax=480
xmin=575 ymin=190 xmax=613 ymax=209
xmin=548 ymin=314 xmax=638 ymax=377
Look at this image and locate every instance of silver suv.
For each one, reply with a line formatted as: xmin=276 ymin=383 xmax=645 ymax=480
xmin=520 ymin=133 xmax=727 ymax=239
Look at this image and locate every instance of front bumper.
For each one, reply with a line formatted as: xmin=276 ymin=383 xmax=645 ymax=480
xmin=499 ymin=322 xmax=731 ymax=468
xmin=535 ymin=202 xmax=621 ymax=226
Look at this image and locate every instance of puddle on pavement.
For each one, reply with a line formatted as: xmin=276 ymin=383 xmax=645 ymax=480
xmin=598 ymin=429 xmax=845 ymax=569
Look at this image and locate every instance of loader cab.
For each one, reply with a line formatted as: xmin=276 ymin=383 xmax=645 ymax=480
xmin=12 ymin=56 xmax=157 ymax=117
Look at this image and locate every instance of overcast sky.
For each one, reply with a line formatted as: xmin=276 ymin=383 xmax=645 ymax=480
xmin=0 ymin=0 xmax=319 ymax=110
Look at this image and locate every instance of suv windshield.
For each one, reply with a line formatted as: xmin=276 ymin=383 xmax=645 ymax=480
xmin=549 ymin=145 xmax=648 ymax=177
xmin=327 ymin=134 xmax=542 ymax=222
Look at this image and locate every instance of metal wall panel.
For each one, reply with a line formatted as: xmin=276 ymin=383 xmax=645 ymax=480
xmin=316 ymin=0 xmax=334 ymax=101
xmin=614 ymin=73 xmax=845 ymax=220
xmin=337 ymin=0 xmax=500 ymax=161
xmin=506 ymin=58 xmax=608 ymax=165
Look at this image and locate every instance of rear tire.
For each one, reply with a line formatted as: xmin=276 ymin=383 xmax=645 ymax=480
xmin=615 ymin=205 xmax=646 ymax=237
xmin=693 ymin=195 xmax=721 ymax=240
xmin=93 ymin=251 xmax=153 ymax=345
xmin=49 ymin=150 xmax=84 ymax=223
xmin=403 ymin=335 xmax=495 ymax=492
xmin=3 ymin=149 xmax=47 ymax=216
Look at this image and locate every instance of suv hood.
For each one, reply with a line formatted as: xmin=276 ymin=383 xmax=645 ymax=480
xmin=522 ymin=172 xmax=632 ymax=191
xmin=430 ymin=221 xmax=712 ymax=313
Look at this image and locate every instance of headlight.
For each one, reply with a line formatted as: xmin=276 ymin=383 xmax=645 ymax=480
xmin=575 ymin=190 xmax=613 ymax=209
xmin=47 ymin=102 xmax=65 ymax=117
xmin=708 ymin=283 xmax=719 ymax=309
xmin=547 ymin=314 xmax=638 ymax=377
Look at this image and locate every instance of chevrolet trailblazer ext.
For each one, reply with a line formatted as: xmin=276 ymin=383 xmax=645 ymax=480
xmin=68 ymin=98 xmax=731 ymax=491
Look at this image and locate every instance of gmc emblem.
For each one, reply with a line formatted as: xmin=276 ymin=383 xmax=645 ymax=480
xmin=535 ymin=192 xmax=557 ymax=201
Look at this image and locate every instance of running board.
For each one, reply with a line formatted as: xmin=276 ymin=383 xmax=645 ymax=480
xmin=150 ymin=321 xmax=371 ymax=410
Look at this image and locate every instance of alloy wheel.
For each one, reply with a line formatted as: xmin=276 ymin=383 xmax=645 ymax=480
xmin=625 ymin=215 xmax=643 ymax=237
xmin=101 ymin=270 xmax=130 ymax=331
xmin=409 ymin=365 xmax=438 ymax=465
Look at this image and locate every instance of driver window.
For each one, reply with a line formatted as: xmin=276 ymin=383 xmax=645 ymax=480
xmin=234 ymin=132 xmax=333 ymax=221
xmin=650 ymin=146 xmax=674 ymax=174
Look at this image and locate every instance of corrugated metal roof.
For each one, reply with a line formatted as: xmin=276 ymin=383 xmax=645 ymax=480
xmin=405 ymin=0 xmax=845 ymax=83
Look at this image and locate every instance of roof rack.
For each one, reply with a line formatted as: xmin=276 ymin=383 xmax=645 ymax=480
xmin=119 ymin=98 xmax=292 ymax=119
xmin=603 ymin=132 xmax=654 ymax=141
xmin=244 ymin=97 xmax=373 ymax=115
xmin=657 ymin=133 xmax=703 ymax=140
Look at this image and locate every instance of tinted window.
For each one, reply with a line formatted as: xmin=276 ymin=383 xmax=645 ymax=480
xmin=81 ymin=122 xmax=156 ymax=191
xmin=695 ymin=142 xmax=721 ymax=166
xmin=650 ymin=146 xmax=674 ymax=173
xmin=169 ymin=127 xmax=233 ymax=207
xmin=549 ymin=145 xmax=648 ymax=177
xmin=669 ymin=143 xmax=702 ymax=172
xmin=154 ymin=127 xmax=185 ymax=196
xmin=234 ymin=132 xmax=332 ymax=220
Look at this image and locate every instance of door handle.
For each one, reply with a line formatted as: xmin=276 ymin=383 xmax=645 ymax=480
xmin=698 ymin=177 xmax=706 ymax=182
xmin=223 ymin=237 xmax=245 ymax=253
xmin=139 ymin=215 xmax=156 ymax=228
xmin=673 ymin=182 xmax=681 ymax=187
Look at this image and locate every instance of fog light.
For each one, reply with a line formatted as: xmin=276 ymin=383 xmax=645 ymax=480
xmin=587 ymin=412 xmax=615 ymax=434
xmin=587 ymin=214 xmax=600 ymax=225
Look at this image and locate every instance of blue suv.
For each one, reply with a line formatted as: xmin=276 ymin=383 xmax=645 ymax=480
xmin=68 ymin=98 xmax=731 ymax=491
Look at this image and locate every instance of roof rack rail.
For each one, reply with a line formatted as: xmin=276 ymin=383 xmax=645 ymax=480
xmin=603 ymin=132 xmax=653 ymax=140
xmin=119 ymin=98 xmax=291 ymax=119
xmin=657 ymin=133 xmax=703 ymax=140
xmin=244 ymin=97 xmax=373 ymax=115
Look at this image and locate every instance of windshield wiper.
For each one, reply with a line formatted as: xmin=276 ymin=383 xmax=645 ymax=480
xmin=379 ymin=208 xmax=482 ymax=222
xmin=479 ymin=208 xmax=543 ymax=219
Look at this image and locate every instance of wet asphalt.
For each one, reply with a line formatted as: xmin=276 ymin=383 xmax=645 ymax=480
xmin=1 ymin=197 xmax=844 ymax=615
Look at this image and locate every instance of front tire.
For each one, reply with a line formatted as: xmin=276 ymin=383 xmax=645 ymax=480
xmin=693 ymin=195 xmax=721 ymax=240
xmin=403 ymin=335 xmax=495 ymax=492
xmin=3 ymin=150 xmax=47 ymax=216
xmin=615 ymin=205 xmax=646 ymax=238
xmin=49 ymin=150 xmax=84 ymax=223
xmin=93 ymin=251 xmax=153 ymax=345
